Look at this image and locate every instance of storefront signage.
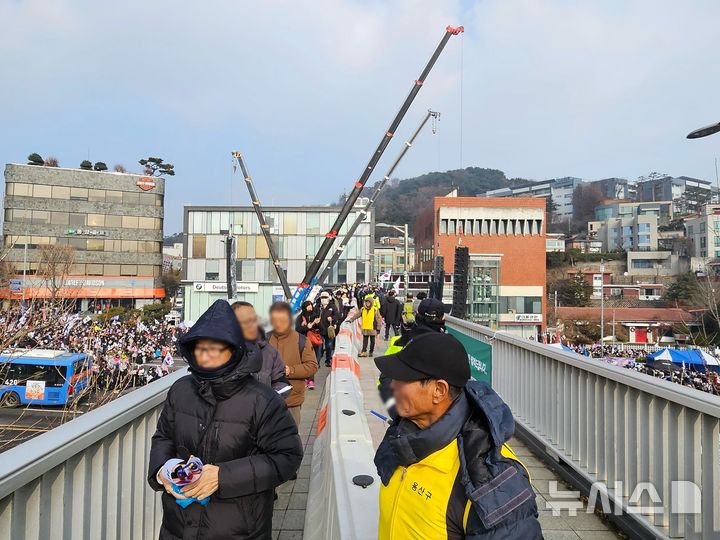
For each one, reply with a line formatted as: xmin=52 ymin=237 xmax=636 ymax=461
xmin=66 ymin=228 xmax=108 ymax=237
xmin=66 ymin=279 xmax=106 ymax=287
xmin=193 ymin=282 xmax=259 ymax=293
xmin=514 ymin=314 xmax=542 ymax=323
xmin=136 ymin=177 xmax=156 ymax=191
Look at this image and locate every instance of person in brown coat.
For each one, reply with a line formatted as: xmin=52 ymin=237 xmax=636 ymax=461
xmin=268 ymin=301 xmax=319 ymax=425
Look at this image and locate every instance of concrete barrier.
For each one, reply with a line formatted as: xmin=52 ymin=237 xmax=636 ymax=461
xmin=304 ymin=320 xmax=380 ymax=540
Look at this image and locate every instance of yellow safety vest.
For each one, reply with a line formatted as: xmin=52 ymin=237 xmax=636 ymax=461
xmin=360 ymin=306 xmax=378 ymax=331
xmin=379 ymin=439 xmax=469 ymax=540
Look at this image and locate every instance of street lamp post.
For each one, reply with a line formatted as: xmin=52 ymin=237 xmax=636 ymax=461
xmin=600 ymin=261 xmax=605 ymax=352
xmin=376 ymin=223 xmax=409 ymax=296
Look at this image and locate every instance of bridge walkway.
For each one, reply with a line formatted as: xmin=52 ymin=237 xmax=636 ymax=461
xmin=356 ymin=338 xmax=621 ymax=540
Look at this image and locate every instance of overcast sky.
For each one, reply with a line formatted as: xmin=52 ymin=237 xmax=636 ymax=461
xmin=2 ymin=0 xmax=720 ymax=233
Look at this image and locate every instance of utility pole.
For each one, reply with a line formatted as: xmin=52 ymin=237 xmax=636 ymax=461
xmin=600 ymin=260 xmax=605 ymax=352
xmin=403 ymin=223 xmax=409 ymax=297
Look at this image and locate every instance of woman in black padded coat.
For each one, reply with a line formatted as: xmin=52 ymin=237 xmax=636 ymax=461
xmin=148 ymin=300 xmax=303 ymax=539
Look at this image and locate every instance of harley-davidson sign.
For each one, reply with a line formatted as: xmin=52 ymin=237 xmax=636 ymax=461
xmin=136 ymin=177 xmax=156 ymax=191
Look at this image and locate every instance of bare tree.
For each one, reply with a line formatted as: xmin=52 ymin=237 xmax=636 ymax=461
xmin=44 ymin=156 xmax=59 ymax=167
xmin=113 ymin=164 xmax=127 ymax=173
xmin=37 ymin=244 xmax=76 ymax=305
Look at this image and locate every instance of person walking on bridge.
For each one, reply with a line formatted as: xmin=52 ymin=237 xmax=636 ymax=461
xmin=378 ymin=297 xmax=447 ymax=419
xmin=232 ymin=301 xmax=292 ymax=398
xmin=148 ymin=299 xmax=303 ymax=539
xmin=268 ymin=301 xmax=318 ymax=425
xmin=349 ymin=296 xmax=382 ymax=357
xmin=374 ymin=332 xmax=542 ymax=539
xmin=380 ymin=289 xmax=403 ymax=341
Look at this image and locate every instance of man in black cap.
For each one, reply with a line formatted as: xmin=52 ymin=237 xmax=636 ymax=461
xmin=374 ymin=332 xmax=542 ymax=539
xmin=377 ymin=297 xmax=448 ymax=419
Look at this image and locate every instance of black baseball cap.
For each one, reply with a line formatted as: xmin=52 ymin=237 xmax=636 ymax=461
xmin=418 ymin=298 xmax=445 ymax=318
xmin=375 ymin=332 xmax=470 ymax=387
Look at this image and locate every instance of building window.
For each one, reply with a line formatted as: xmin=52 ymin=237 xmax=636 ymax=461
xmin=69 ymin=213 xmax=86 ymax=227
xmin=240 ymin=260 xmax=256 ymax=281
xmin=33 ymin=184 xmax=52 ymax=198
xmin=439 ymin=219 xmax=448 ymax=235
xmin=106 ymin=215 xmax=122 ymax=228
xmin=138 ymin=193 xmax=156 ymax=206
xmin=192 ymin=235 xmax=206 ymax=258
xmin=122 ymin=191 xmax=140 ymax=205
xmin=70 ymin=187 xmax=88 ymax=201
xmin=105 ymin=190 xmax=123 ymax=203
xmin=283 ymin=213 xmax=298 ymax=234
xmin=122 ymin=215 xmax=139 ymax=229
xmin=86 ymin=264 xmax=103 ymax=275
xmin=12 ymin=183 xmax=33 ymax=197
xmin=68 ymin=238 xmax=86 ymax=250
xmin=87 ymin=214 xmax=104 ymax=227
xmin=51 ymin=185 xmax=69 ymax=199
xmin=701 ymin=237 xmax=707 ymax=249
xmin=87 ymin=239 xmax=104 ymax=251
xmin=688 ymin=225 xmax=694 ymax=234
xmin=631 ymin=259 xmax=655 ymax=269
xmin=356 ymin=263 xmax=365 ymax=282
xmin=121 ymin=240 xmax=137 ymax=252
xmin=449 ymin=220 xmax=456 ymax=235
xmin=32 ymin=210 xmax=50 ymax=224
xmin=120 ymin=265 xmax=137 ymax=276
xmin=205 ymin=260 xmax=220 ymax=281
xmin=306 ymin=213 xmax=320 ymax=234
xmin=138 ymin=216 xmax=155 ymax=229
xmin=11 ymin=209 xmax=32 ymax=223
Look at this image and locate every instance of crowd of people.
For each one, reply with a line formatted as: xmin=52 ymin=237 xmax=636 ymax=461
xmin=0 ymin=306 xmax=181 ymax=389
xmin=550 ymin=341 xmax=720 ymax=395
xmin=148 ymin=284 xmax=542 ymax=539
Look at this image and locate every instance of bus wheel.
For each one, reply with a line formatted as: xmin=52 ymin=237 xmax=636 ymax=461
xmin=1 ymin=392 xmax=21 ymax=408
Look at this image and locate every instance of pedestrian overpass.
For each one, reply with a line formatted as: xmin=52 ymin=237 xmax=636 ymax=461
xmin=0 ymin=316 xmax=717 ymax=539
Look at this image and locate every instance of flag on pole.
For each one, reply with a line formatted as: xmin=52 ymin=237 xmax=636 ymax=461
xmin=393 ymin=277 xmax=401 ymax=295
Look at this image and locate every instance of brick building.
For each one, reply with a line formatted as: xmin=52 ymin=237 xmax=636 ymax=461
xmin=415 ymin=192 xmax=546 ymax=337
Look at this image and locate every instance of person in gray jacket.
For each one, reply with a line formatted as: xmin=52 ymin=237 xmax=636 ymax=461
xmin=232 ymin=301 xmax=292 ymax=398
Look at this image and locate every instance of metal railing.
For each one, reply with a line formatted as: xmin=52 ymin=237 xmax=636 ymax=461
xmin=447 ymin=316 xmax=720 ymax=540
xmin=0 ymin=370 xmax=186 ymax=540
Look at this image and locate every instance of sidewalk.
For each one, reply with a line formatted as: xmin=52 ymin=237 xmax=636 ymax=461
xmin=271 ymin=363 xmax=330 ymax=540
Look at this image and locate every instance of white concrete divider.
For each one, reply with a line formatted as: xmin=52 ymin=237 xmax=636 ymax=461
xmin=304 ymin=319 xmax=381 ymax=540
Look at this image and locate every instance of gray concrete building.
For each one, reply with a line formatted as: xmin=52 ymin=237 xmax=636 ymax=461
xmin=182 ymin=204 xmax=373 ymax=320
xmin=2 ymin=163 xmax=165 ymax=309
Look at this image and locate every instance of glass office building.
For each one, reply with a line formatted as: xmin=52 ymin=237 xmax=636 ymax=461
xmin=182 ymin=204 xmax=373 ymax=319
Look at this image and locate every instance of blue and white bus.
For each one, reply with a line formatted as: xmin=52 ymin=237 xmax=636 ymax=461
xmin=0 ymin=350 xmax=92 ymax=407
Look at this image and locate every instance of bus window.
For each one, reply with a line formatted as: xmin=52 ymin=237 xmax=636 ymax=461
xmin=1 ymin=364 xmax=65 ymax=387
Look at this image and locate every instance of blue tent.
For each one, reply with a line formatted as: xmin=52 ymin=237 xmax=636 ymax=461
xmin=648 ymin=348 xmax=720 ymax=372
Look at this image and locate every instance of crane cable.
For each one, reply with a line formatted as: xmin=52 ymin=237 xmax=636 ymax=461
xmin=459 ymin=30 xmax=464 ymax=169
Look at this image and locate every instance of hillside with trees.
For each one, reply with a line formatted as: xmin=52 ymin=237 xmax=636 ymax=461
xmin=354 ymin=167 xmax=534 ymax=233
